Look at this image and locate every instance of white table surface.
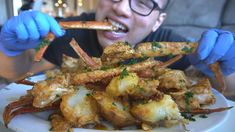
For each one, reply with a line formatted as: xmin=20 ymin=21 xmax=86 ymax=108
xmin=0 ymin=100 xmax=234 ymax=132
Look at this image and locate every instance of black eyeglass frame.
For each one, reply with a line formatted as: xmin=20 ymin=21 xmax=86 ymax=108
xmin=129 ymin=0 xmax=163 ymax=16
xmin=111 ymin=0 xmax=164 ymax=16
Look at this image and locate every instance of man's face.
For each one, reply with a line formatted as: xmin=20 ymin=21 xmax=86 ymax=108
xmin=96 ymin=0 xmax=166 ymax=48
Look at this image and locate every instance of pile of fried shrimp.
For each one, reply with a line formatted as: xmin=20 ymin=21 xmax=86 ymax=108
xmin=3 ymin=40 xmax=232 ymax=131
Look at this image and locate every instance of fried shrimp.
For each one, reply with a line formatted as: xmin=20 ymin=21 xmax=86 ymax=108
xmin=4 ymin=38 xmax=231 ymax=131
xmin=130 ymin=95 xmax=184 ymax=126
xmin=92 ymin=91 xmax=136 ymax=128
xmin=60 ymin=86 xmax=99 ymax=127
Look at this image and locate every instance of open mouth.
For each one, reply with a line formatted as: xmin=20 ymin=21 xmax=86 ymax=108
xmin=105 ymin=18 xmax=129 ymax=33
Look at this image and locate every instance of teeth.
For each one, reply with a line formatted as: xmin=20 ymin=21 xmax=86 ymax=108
xmin=107 ymin=18 xmax=127 ymax=31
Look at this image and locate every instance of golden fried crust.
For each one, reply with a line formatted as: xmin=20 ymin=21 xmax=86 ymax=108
xmin=101 ymin=42 xmax=141 ymax=66
xmin=169 ymin=91 xmax=201 ymax=110
xmin=32 ymin=74 xmax=74 ymax=108
xmin=135 ymin=42 xmax=197 ymax=57
xmin=158 ymin=70 xmax=189 ymax=91
xmin=106 ymin=72 xmax=162 ymax=100
xmin=106 ymin=73 xmax=139 ymax=97
xmin=71 ymin=59 xmax=161 ymax=85
xmin=189 ymin=78 xmax=216 ymax=105
xmin=60 ymin=87 xmax=99 ymax=127
xmin=50 ymin=113 xmax=73 ymax=132
xmin=92 ymin=91 xmax=136 ymax=128
xmin=129 ymin=78 xmax=162 ymax=100
xmin=130 ymin=95 xmax=182 ymax=125
xmin=61 ymin=55 xmax=102 ymax=73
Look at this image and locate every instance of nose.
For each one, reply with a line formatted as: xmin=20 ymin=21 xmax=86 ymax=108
xmin=112 ymin=0 xmax=132 ymax=18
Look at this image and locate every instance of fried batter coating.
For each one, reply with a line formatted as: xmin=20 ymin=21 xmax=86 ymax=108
xmin=132 ymin=78 xmax=161 ymax=100
xmin=31 ymin=73 xmax=74 ymax=108
xmin=71 ymin=59 xmax=160 ymax=85
xmin=92 ymin=91 xmax=136 ymax=128
xmin=49 ymin=113 xmax=73 ymax=132
xmin=106 ymin=72 xmax=139 ymax=97
xmin=189 ymin=78 xmax=216 ymax=105
xmin=60 ymin=86 xmax=99 ymax=127
xmin=130 ymin=95 xmax=183 ymax=126
xmin=169 ymin=91 xmax=201 ymax=110
xmin=61 ymin=55 xmax=102 ymax=73
xmin=101 ymin=41 xmax=141 ymax=66
xmin=158 ymin=69 xmax=189 ymax=91
xmin=106 ymin=72 xmax=162 ymax=100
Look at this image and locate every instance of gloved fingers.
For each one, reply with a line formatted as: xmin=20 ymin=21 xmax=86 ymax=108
xmin=197 ymin=29 xmax=218 ymax=60
xmin=5 ymin=16 xmax=29 ymax=41
xmin=30 ymin=11 xmax=50 ymax=37
xmin=193 ymin=61 xmax=214 ymax=77
xmin=15 ymin=23 xmax=29 ymax=41
xmin=221 ymin=41 xmax=235 ymax=61
xmin=205 ymin=31 xmax=234 ymax=64
xmin=188 ymin=54 xmax=214 ymax=77
xmin=21 ymin=12 xmax=40 ymax=41
xmin=45 ymin=14 xmax=65 ymax=37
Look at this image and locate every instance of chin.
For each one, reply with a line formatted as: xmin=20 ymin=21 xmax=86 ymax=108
xmin=98 ymin=38 xmax=113 ymax=49
xmin=97 ymin=34 xmax=117 ymax=49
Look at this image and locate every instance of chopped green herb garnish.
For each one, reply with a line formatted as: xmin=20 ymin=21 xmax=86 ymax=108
xmin=35 ymin=39 xmax=50 ymax=52
xmin=48 ymin=114 xmax=53 ymax=121
xmin=120 ymin=68 xmax=129 ymax=79
xmin=86 ymin=93 xmax=91 ymax=97
xmin=139 ymin=56 xmax=149 ymax=61
xmin=189 ymin=117 xmax=196 ymax=121
xmin=112 ymin=102 xmax=117 ymax=106
xmin=49 ymin=127 xmax=54 ymax=131
xmin=199 ymin=114 xmax=208 ymax=118
xmin=100 ymin=66 xmax=112 ymax=71
xmin=185 ymin=92 xmax=194 ymax=112
xmin=123 ymin=105 xmax=128 ymax=111
xmin=167 ymin=53 xmax=174 ymax=58
xmin=152 ymin=42 xmax=162 ymax=52
xmin=118 ymin=63 xmax=125 ymax=68
xmin=182 ymin=46 xmax=193 ymax=54
xmin=139 ymin=87 xmax=145 ymax=92
xmin=181 ymin=113 xmax=196 ymax=121
xmin=136 ymin=85 xmax=145 ymax=93
xmin=124 ymin=41 xmax=131 ymax=47
xmin=139 ymin=100 xmax=148 ymax=105
xmin=127 ymin=59 xmax=138 ymax=65
xmin=179 ymin=80 xmax=186 ymax=87
xmin=56 ymin=94 xmax=60 ymax=97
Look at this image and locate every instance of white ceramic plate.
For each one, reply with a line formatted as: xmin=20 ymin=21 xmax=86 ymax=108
xmin=0 ymin=75 xmax=229 ymax=132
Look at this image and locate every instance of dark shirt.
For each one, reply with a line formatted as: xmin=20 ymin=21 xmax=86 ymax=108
xmin=43 ymin=12 xmax=190 ymax=70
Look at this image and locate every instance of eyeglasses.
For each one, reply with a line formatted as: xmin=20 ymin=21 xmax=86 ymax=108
xmin=111 ymin=0 xmax=163 ymax=16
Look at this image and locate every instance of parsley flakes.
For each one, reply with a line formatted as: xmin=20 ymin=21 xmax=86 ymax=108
xmin=120 ymin=68 xmax=129 ymax=79
xmin=35 ymin=39 xmax=50 ymax=52
xmin=152 ymin=42 xmax=162 ymax=52
xmin=181 ymin=46 xmax=193 ymax=54
xmin=185 ymin=92 xmax=194 ymax=112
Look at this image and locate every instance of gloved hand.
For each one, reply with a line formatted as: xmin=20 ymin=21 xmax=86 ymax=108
xmin=0 ymin=10 xmax=65 ymax=56
xmin=188 ymin=29 xmax=235 ymax=77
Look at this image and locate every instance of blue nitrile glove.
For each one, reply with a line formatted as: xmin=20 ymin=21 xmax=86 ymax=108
xmin=188 ymin=29 xmax=235 ymax=77
xmin=0 ymin=10 xmax=65 ymax=56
